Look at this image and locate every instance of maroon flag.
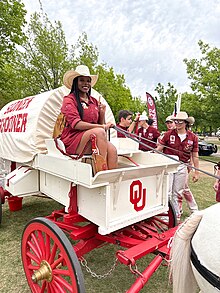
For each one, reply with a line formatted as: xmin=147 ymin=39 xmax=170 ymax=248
xmin=146 ymin=92 xmax=158 ymax=129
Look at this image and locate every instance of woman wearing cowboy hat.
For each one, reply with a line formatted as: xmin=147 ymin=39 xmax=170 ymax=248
xmin=156 ymin=111 xmax=199 ymax=221
xmin=60 ymin=65 xmax=118 ymax=170
xmin=162 ymin=114 xmax=198 ymax=217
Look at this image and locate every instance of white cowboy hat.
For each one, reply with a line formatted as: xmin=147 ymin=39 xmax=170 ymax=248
xmin=171 ymin=111 xmax=195 ymax=124
xmin=165 ymin=115 xmax=173 ymax=123
xmin=63 ymin=65 xmax=98 ymax=89
xmin=139 ymin=110 xmax=148 ymax=121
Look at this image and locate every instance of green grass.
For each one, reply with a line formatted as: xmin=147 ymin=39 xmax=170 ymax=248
xmin=0 ymin=173 xmax=217 ymax=293
xmin=199 ymin=155 xmax=219 ymax=163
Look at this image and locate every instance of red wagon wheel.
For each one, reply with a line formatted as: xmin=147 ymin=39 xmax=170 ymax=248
xmin=21 ymin=217 xmax=85 ymax=293
xmin=0 ymin=189 xmax=2 ymax=225
xmin=149 ymin=200 xmax=177 ymax=231
xmin=0 ymin=186 xmax=5 ymax=225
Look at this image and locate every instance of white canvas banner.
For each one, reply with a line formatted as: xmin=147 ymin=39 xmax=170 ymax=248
xmin=0 ymin=86 xmax=115 ymax=163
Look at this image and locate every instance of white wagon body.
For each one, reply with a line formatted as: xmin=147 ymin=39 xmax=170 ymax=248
xmin=4 ymin=136 xmax=178 ymax=234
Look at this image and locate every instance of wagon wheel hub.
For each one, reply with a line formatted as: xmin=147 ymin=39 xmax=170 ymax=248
xmin=32 ymin=260 xmax=52 ymax=283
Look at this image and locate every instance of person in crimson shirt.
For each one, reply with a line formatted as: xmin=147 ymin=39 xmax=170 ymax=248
xmin=61 ymin=65 xmax=117 ymax=170
xmin=165 ymin=115 xmax=176 ymax=130
xmin=214 ymin=162 xmax=220 ymax=202
xmin=116 ymin=110 xmax=139 ymax=138
xmin=162 ymin=115 xmax=198 ymax=215
xmin=156 ymin=111 xmax=199 ymax=221
xmin=137 ymin=112 xmax=160 ymax=151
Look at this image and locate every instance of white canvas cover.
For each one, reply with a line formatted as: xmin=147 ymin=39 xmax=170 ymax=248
xmin=0 ymin=86 xmax=115 ymax=163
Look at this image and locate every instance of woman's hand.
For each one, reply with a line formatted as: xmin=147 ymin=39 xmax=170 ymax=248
xmin=98 ymin=103 xmax=106 ymax=115
xmin=103 ymin=122 xmax=115 ymax=131
xmin=214 ymin=181 xmax=219 ymax=192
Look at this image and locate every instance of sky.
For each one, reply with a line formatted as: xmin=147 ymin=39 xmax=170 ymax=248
xmin=21 ymin=0 xmax=220 ymax=100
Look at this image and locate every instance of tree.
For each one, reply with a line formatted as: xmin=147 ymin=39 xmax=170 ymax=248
xmin=0 ymin=7 xmax=145 ymax=118
xmin=70 ymin=34 xmax=145 ymax=119
xmin=0 ymin=0 xmax=26 ymax=107
xmin=154 ymin=82 xmax=177 ymax=130
xmin=0 ymin=9 xmax=71 ymax=107
xmin=70 ymin=32 xmax=99 ymax=71
xmin=181 ymin=92 xmax=202 ymax=131
xmin=18 ymin=11 xmax=70 ymax=93
xmin=95 ymin=64 xmax=145 ymax=120
xmin=0 ymin=0 xmax=26 ymax=60
xmin=184 ymin=41 xmax=220 ymax=132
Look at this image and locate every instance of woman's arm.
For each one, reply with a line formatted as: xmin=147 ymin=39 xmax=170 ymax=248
xmin=98 ymin=103 xmax=106 ymax=124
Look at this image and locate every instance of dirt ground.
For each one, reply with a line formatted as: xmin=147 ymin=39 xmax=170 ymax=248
xmin=199 ymin=155 xmax=219 ymax=176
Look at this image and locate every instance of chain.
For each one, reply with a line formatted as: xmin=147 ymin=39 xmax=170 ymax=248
xmin=80 ymin=256 xmax=118 ymax=279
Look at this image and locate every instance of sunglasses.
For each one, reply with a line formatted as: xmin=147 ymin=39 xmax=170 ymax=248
xmin=174 ymin=120 xmax=185 ymax=124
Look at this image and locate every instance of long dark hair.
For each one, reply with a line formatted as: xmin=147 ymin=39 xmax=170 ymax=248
xmin=185 ymin=121 xmax=190 ymax=130
xmin=70 ymin=76 xmax=91 ymax=119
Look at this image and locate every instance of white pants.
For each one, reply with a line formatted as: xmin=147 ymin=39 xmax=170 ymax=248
xmin=168 ymin=164 xmax=198 ymax=219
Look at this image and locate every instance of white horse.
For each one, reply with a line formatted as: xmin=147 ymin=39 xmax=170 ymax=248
xmin=170 ymin=203 xmax=220 ymax=293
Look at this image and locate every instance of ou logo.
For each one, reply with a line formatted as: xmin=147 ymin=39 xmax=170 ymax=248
xmin=130 ymin=180 xmax=146 ymax=211
xmin=148 ymin=97 xmax=153 ymax=106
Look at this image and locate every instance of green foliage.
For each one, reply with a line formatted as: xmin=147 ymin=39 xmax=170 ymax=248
xmin=184 ymin=40 xmax=220 ymax=132
xmin=154 ymin=82 xmax=177 ymax=130
xmin=70 ymin=34 xmax=145 ymax=119
xmin=0 ymin=8 xmax=70 ymax=105
xmin=18 ymin=11 xmax=70 ymax=93
xmin=1 ymin=11 xmax=145 ymax=117
xmin=181 ymin=92 xmax=203 ymax=132
xmin=0 ymin=0 xmax=26 ymax=58
xmin=0 ymin=0 xmax=27 ymax=107
xmin=70 ymin=32 xmax=99 ymax=70
xmin=94 ymin=64 xmax=145 ymax=120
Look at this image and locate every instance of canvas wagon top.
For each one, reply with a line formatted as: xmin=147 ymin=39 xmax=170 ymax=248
xmin=0 ymin=86 xmax=115 ymax=163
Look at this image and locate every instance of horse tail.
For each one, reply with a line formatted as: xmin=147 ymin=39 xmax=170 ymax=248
xmin=169 ymin=211 xmax=204 ymax=293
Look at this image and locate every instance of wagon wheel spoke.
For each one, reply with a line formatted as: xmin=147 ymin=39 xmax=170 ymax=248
xmin=40 ymin=281 xmax=46 ymax=293
xmin=37 ymin=231 xmax=46 ymax=259
xmin=21 ymin=217 xmax=85 ymax=293
xmin=27 ymin=239 xmax=42 ymax=260
xmin=53 ymin=268 xmax=71 ymax=276
xmin=148 ymin=201 xmax=177 ymax=232
xmin=48 ymin=242 xmax=58 ymax=264
xmin=53 ymin=274 xmax=74 ymax=292
xmin=51 ymin=256 xmax=64 ymax=269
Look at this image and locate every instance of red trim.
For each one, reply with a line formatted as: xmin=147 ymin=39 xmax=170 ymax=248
xmin=68 ymin=185 xmax=78 ymax=214
xmin=90 ymin=134 xmax=99 ymax=154
xmin=6 ymin=174 xmax=16 ymax=186
xmin=10 ymin=161 xmax=16 ymax=171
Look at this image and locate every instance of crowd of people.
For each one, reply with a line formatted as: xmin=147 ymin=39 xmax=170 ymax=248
xmin=116 ymin=108 xmax=200 ymax=221
xmin=59 ymin=64 xmax=218 ymax=222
